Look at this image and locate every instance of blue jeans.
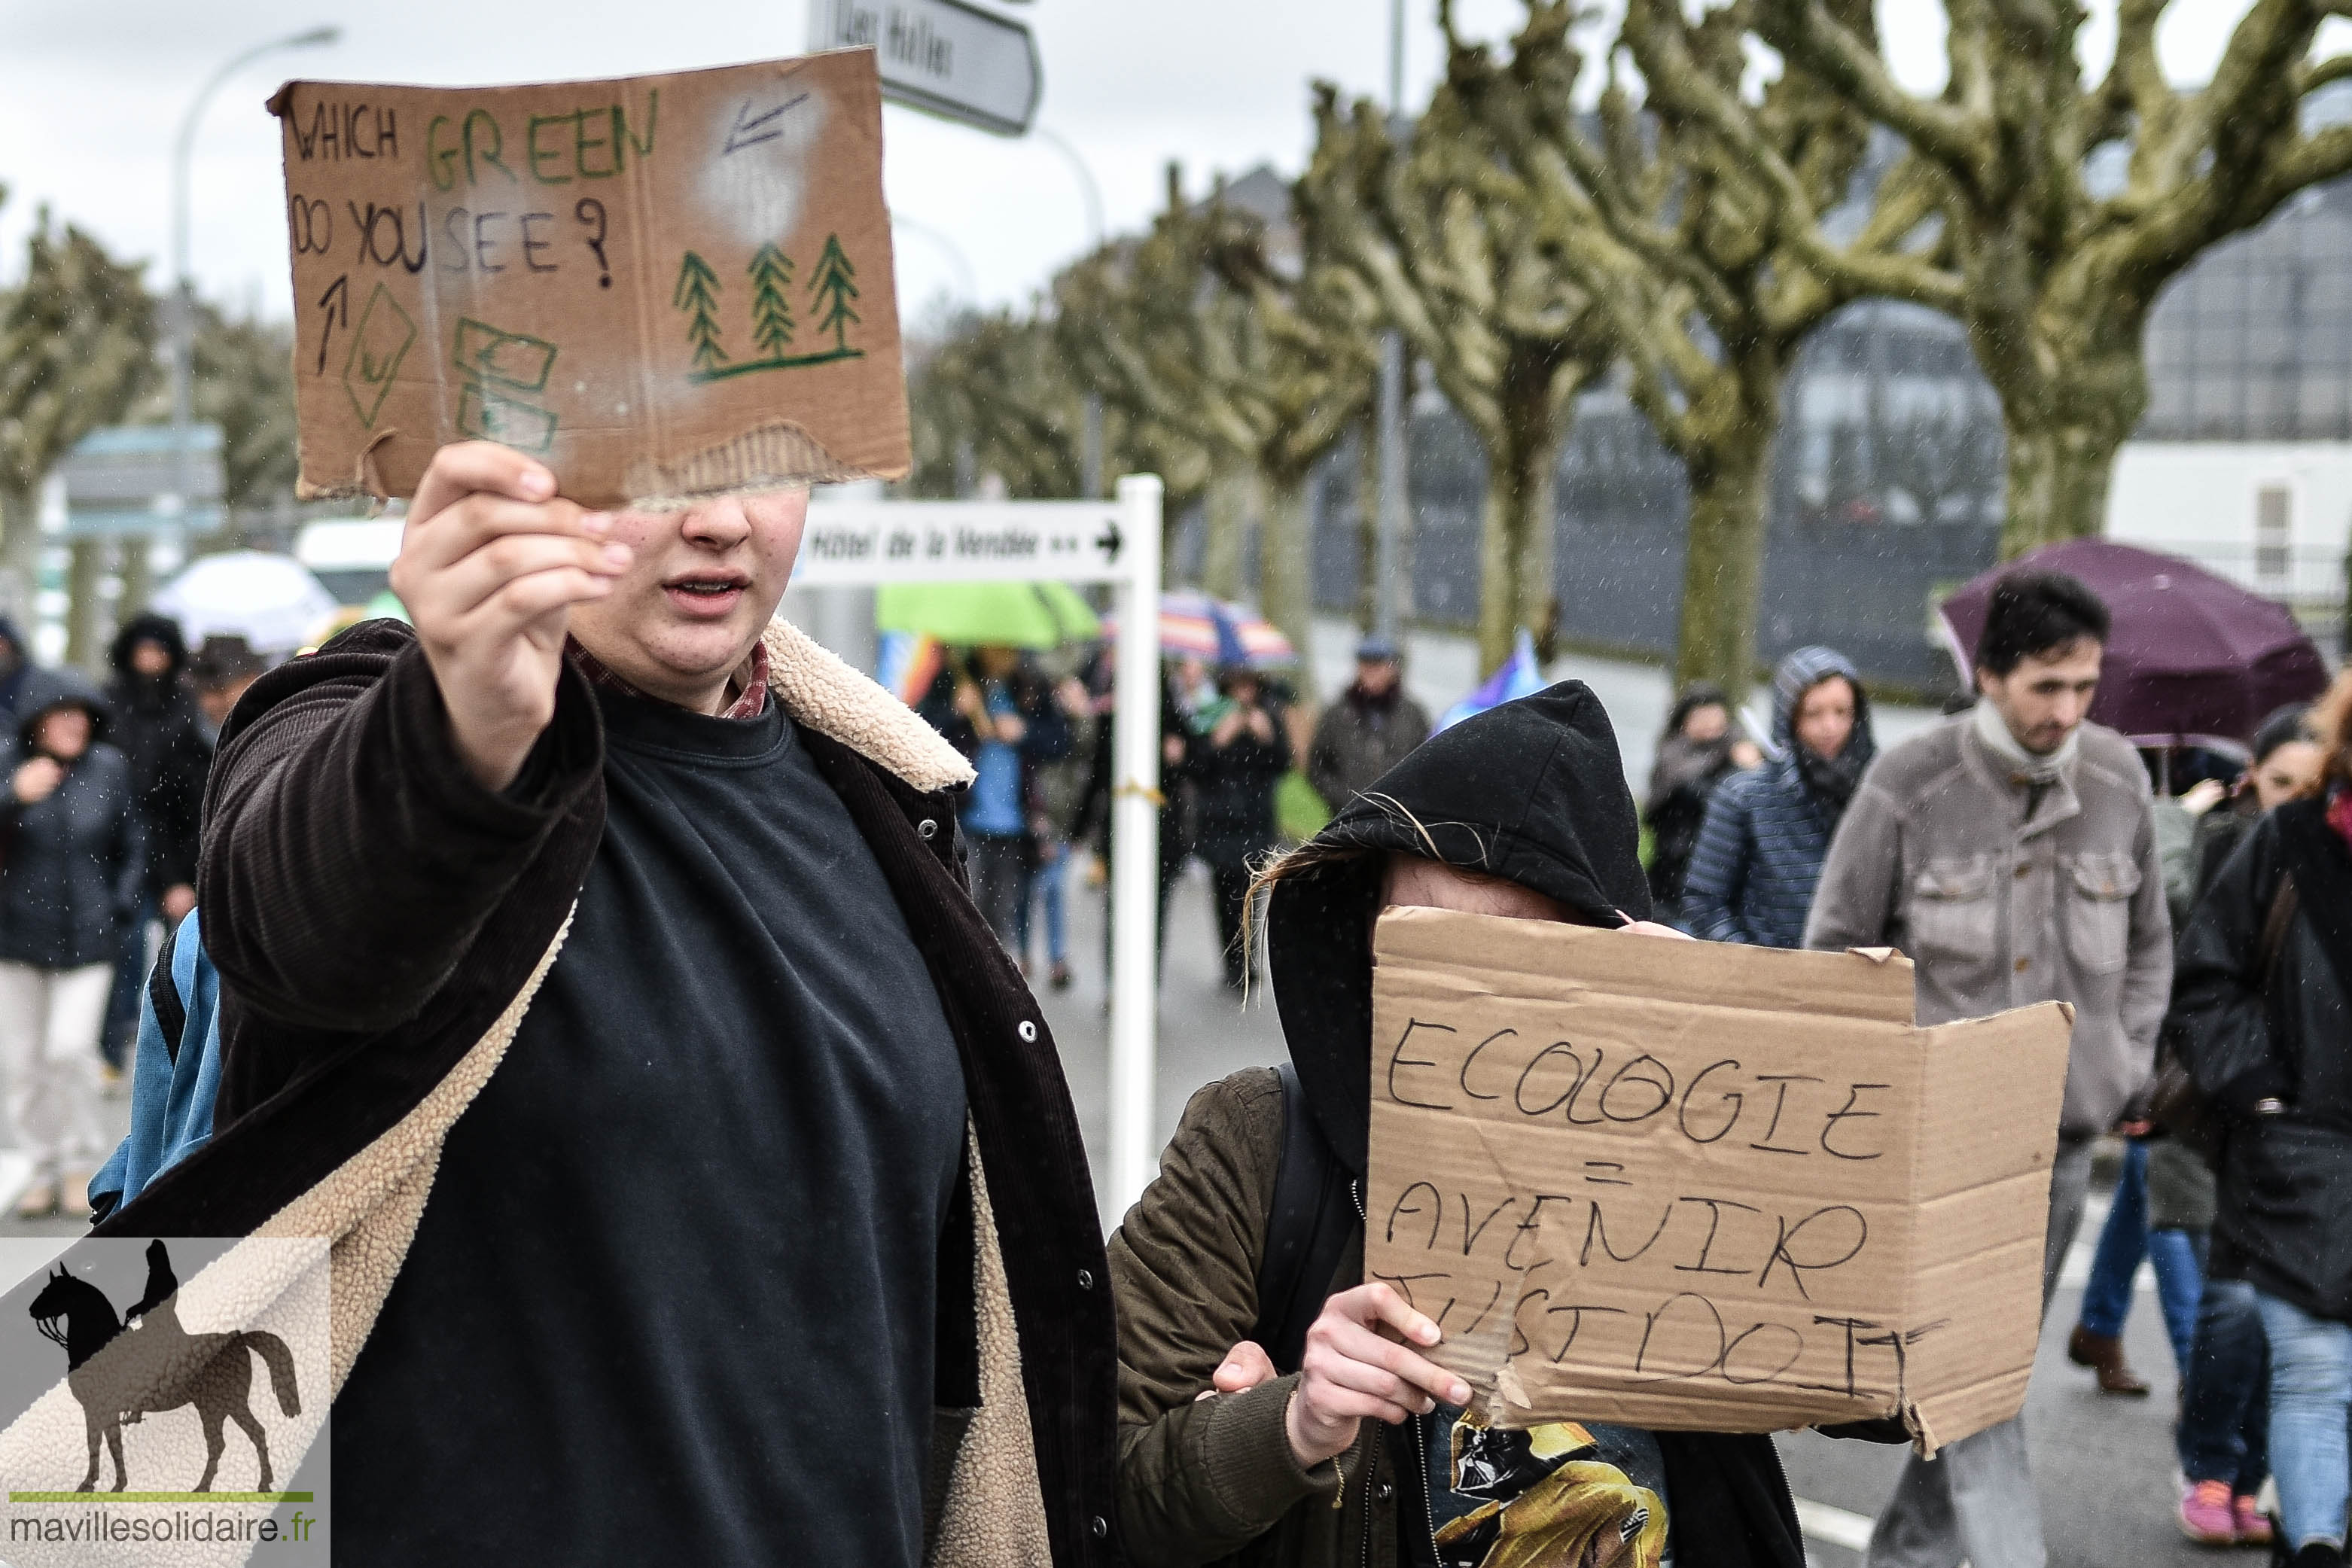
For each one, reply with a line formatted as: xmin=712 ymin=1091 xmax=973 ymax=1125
xmin=2254 ymin=1289 xmax=2352 ymax=1550
xmin=2146 ymin=1225 xmax=2207 ymax=1378
xmin=2077 ymin=1143 xmax=2204 ymax=1373
xmin=2178 ymin=1267 xmax=2270 ymax=1494
xmin=99 ymin=896 xmax=159 ymax=1073
xmin=1013 ymin=840 xmax=1070 ymax=968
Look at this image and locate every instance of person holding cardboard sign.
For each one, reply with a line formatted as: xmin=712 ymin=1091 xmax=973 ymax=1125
xmin=1806 ymin=571 xmax=2171 ymax=1568
xmin=102 ymin=440 xmax=1120 ymax=1565
xmin=1109 ymin=684 xmax=1829 ymax=1568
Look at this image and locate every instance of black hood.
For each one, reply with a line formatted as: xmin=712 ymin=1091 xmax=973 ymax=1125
xmin=14 ymin=665 xmax=111 ymax=752
xmin=1266 ymin=680 xmax=1649 ymax=1174
xmin=110 ymin=612 xmax=189 ymax=679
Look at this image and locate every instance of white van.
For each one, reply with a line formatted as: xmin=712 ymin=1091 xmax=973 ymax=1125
xmin=294 ymin=516 xmax=405 ymax=609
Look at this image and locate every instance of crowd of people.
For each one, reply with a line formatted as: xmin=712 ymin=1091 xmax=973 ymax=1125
xmin=1631 ymin=579 xmax=2352 ymax=1566
xmin=11 ymin=439 xmax=2350 ymax=1568
xmin=0 ymin=616 xmax=264 ymax=1220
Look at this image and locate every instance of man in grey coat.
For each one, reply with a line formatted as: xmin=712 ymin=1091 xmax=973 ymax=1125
xmin=1806 ymin=570 xmax=2171 ymax=1568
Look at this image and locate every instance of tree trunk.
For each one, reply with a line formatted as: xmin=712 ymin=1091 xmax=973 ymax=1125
xmin=1967 ymin=286 xmax=2146 ymax=558
xmin=0 ymin=483 xmax=40 ymax=632
xmin=1670 ymin=417 xmax=1777 ymax=699
xmin=117 ymin=536 xmax=153 ymax=617
xmin=1353 ymin=424 xmax=1380 ymax=632
xmin=1202 ymin=472 xmax=1251 ymax=601
xmin=66 ymin=539 xmax=106 ymax=675
xmin=1998 ymin=414 xmax=2131 ymax=559
xmin=1475 ymin=406 xmax=1563 ymax=677
xmin=1258 ymin=472 xmax=1318 ymax=705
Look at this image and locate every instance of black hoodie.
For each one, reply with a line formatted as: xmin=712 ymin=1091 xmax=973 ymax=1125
xmin=1264 ymin=681 xmax=1808 ymax=1568
xmin=105 ymin=611 xmax=213 ymax=896
xmin=0 ymin=670 xmax=145 ymax=967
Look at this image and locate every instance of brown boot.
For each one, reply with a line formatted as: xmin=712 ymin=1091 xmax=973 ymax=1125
xmin=2067 ymin=1325 xmax=2152 ymax=1396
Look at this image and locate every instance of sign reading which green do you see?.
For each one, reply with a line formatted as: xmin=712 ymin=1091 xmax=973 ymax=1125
xmin=273 ymin=49 xmax=909 ymax=510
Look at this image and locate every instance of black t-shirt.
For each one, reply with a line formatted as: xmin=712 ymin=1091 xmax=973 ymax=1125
xmin=333 ymin=690 xmax=968 ymax=1563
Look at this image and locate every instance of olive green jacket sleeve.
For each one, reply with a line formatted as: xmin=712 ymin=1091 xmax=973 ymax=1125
xmin=1108 ymin=1067 xmax=1343 ymax=1566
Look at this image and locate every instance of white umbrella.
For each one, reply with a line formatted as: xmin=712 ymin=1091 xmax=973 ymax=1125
xmin=150 ymin=551 xmax=341 ymax=655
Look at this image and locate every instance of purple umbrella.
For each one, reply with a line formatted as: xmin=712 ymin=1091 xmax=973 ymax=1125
xmin=1939 ymin=539 xmax=2329 ymax=751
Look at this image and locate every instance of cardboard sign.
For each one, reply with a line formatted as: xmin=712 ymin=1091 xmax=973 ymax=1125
xmin=1364 ymin=908 xmax=2073 ymax=1453
xmin=273 ymin=50 xmax=908 ymax=508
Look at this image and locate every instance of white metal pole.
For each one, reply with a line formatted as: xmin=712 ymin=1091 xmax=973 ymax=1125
xmin=1106 ymin=473 xmax=1165 ymax=1223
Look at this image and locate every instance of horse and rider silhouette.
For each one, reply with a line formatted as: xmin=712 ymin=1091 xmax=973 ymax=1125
xmin=27 ymin=1240 xmax=300 ymax=1494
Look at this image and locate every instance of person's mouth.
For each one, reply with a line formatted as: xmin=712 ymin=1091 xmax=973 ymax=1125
xmin=663 ymin=572 xmax=749 ymax=618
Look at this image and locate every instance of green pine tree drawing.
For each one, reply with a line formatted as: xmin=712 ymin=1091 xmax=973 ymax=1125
xmin=809 ymin=234 xmax=861 ymax=354
xmin=672 ymin=251 xmax=727 ymax=370
xmin=748 ymin=244 xmax=797 ymax=358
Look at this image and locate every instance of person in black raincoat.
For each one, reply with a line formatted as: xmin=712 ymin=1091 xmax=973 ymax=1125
xmin=99 ymin=612 xmax=212 ymax=1066
xmin=1187 ymin=665 xmax=1291 ymax=988
xmin=0 ymin=671 xmax=145 ymax=1218
xmin=1110 ymin=682 xmax=1846 ymax=1568
xmin=2173 ymin=670 xmax=2352 ymax=1568
xmin=1641 ymin=682 xmax=1756 ymax=920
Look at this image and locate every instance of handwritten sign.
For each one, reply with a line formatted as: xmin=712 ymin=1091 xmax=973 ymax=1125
xmin=1364 ymin=908 xmax=2071 ymax=1453
xmin=273 ymin=50 xmax=908 ymax=509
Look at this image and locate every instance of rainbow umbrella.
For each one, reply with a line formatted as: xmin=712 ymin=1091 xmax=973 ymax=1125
xmin=1101 ymin=590 xmax=1296 ymax=667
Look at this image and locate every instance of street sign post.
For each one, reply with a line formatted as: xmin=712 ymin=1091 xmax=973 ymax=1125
xmin=807 ymin=0 xmax=1041 ymax=137
xmin=800 ymin=476 xmax=1164 ymax=1223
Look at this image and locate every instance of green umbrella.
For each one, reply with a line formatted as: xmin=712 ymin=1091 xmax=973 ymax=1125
xmin=873 ymin=581 xmax=1101 ymax=649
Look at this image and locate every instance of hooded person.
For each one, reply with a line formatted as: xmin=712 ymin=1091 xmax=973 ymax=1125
xmin=0 ymin=615 xmax=30 ymax=722
xmin=0 ymin=669 xmax=145 ymax=1218
xmin=99 ymin=611 xmax=214 ymax=1067
xmin=1108 ymin=681 xmax=1825 ymax=1568
xmin=1641 ymin=681 xmax=1752 ymax=917
xmin=1680 ymin=647 xmax=1875 ymax=950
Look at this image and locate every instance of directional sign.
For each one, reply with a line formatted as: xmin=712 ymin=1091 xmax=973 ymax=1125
xmin=58 ymin=424 xmax=224 ymax=538
xmin=794 ymin=498 xmax=1127 ymax=585
xmin=807 ymin=0 xmax=1040 ymax=137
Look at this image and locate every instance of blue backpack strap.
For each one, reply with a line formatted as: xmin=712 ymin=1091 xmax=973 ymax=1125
xmin=88 ymin=909 xmax=223 ymax=1222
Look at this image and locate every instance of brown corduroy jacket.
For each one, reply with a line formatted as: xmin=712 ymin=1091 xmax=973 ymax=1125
xmin=96 ymin=617 xmax=1122 ymax=1568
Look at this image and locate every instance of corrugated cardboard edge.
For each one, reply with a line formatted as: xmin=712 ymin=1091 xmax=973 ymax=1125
xmin=292 ymin=420 xmax=895 ymax=510
xmin=623 ymin=420 xmax=897 ymax=510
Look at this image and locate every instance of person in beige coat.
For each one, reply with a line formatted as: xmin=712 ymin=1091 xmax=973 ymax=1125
xmin=1805 ymin=569 xmax=2171 ymax=1568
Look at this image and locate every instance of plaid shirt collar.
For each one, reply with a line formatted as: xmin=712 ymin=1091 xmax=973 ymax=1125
xmin=565 ymin=637 xmax=770 ymax=720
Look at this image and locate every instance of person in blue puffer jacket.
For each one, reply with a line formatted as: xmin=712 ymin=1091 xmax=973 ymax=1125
xmin=1680 ymin=646 xmax=1874 ymax=948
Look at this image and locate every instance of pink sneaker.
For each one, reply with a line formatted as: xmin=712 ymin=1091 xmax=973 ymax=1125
xmin=2234 ymin=1496 xmax=2274 ymax=1546
xmin=2178 ymin=1480 xmax=2235 ymax=1545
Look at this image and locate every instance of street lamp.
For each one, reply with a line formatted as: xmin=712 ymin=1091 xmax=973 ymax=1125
xmin=1374 ymin=0 xmax=1408 ymax=641
xmin=1030 ymin=125 xmax=1107 ymax=498
xmin=169 ymin=26 xmax=340 ymax=537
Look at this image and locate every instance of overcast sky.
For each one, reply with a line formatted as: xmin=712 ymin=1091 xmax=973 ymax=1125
xmin=0 ymin=0 xmax=2317 ymax=327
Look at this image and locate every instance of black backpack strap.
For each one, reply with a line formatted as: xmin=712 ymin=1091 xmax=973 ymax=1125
xmin=1252 ymin=1061 xmax=1359 ymax=1376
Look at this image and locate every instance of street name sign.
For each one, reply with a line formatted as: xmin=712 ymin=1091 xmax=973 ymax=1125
xmin=806 ymin=0 xmax=1040 ymax=136
xmin=795 ymin=497 xmax=1128 ymax=584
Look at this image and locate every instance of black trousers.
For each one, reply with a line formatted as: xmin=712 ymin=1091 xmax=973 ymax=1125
xmin=1209 ymin=863 xmax=1254 ymax=988
xmin=967 ymin=833 xmax=1027 ymax=951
